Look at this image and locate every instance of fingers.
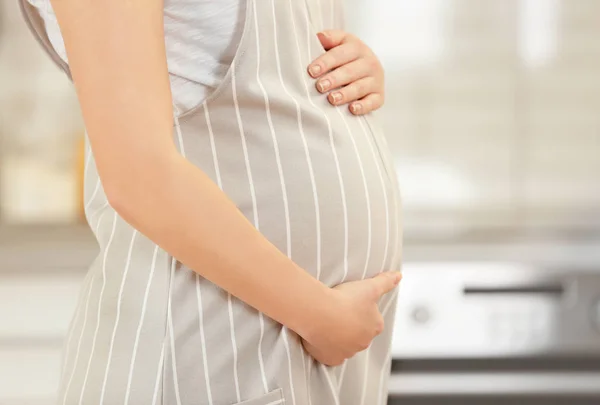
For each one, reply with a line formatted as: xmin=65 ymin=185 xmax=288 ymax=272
xmin=308 ymin=42 xmax=361 ymax=79
xmin=350 ymin=92 xmax=384 ymax=115
xmin=323 ymin=76 xmax=376 ymax=108
xmin=316 ymin=30 xmax=350 ymax=50
xmin=315 ymin=59 xmax=372 ymax=94
xmin=370 ymin=271 xmax=402 ymax=298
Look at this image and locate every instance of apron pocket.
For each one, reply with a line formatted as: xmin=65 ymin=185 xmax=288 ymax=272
xmin=233 ymin=388 xmax=285 ymax=405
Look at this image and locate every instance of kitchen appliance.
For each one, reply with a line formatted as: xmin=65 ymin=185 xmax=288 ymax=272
xmin=389 ymin=262 xmax=600 ymax=404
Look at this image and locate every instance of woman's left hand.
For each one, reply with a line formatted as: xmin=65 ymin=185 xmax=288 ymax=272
xmin=308 ymin=30 xmax=385 ymax=115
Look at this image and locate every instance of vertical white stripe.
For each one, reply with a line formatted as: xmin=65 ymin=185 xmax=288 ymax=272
xmin=370 ymin=121 xmax=401 ymax=271
xmin=228 ymin=294 xmax=241 ymax=402
xmin=315 ymin=0 xmax=325 ymax=29
xmin=337 ymin=361 xmax=348 ymax=391
xmin=361 ymin=290 xmax=398 ymax=405
xmin=60 ymin=270 xmax=94 ymax=369
xmin=60 ymin=273 xmax=95 ymax=405
xmin=151 ymin=342 xmax=166 ymax=405
xmin=210 ymin=95 xmax=269 ymax=400
xmin=293 ymin=1 xmax=347 ymax=402
xmin=174 ymin=114 xmax=186 ymax=157
xmin=375 ymin=290 xmax=399 ymax=405
xmin=389 ymin=181 xmax=401 ymax=270
xmin=85 ymin=181 xmax=102 ymax=212
xmin=204 ymin=104 xmax=224 ymax=189
xmin=255 ymin=0 xmax=292 ymax=258
xmin=232 ymin=62 xmax=258 ymax=228
xmin=89 ymin=201 xmax=109 ymax=230
xmin=330 ymin=0 xmax=335 ymax=28
xmin=205 ymin=102 xmax=256 ymax=397
xmin=267 ymin=3 xmax=318 ymax=405
xmin=167 ymin=257 xmax=183 ymax=405
xmin=336 ymin=109 xmax=372 ymax=282
xmin=59 ymin=277 xmax=91 ymax=386
xmin=376 ymin=349 xmax=392 ymax=405
xmin=178 ymin=98 xmax=211 ymax=405
xmin=94 ymin=208 xmax=108 ymax=235
xmin=281 ymin=327 xmax=297 ymax=405
xmin=358 ymin=118 xmax=390 ymax=274
xmin=258 ymin=313 xmax=269 ymax=394
xmin=307 ymin=357 xmax=313 ymax=405
xmin=298 ymin=0 xmax=348 ymax=282
xmin=322 ymin=364 xmax=341 ymax=405
xmin=83 ymin=143 xmax=93 ymax=178
xmin=278 ymin=0 xmax=322 ymax=281
xmin=195 ymin=275 xmax=214 ymax=405
xmin=78 ymin=212 xmax=119 ymax=405
xmin=229 ymin=60 xmax=252 ymax=404
xmin=300 ymin=346 xmax=308 ymax=396
xmin=124 ymin=246 xmax=161 ymax=405
xmin=331 ymin=115 xmax=391 ymax=401
xmin=99 ymin=230 xmax=138 ymax=405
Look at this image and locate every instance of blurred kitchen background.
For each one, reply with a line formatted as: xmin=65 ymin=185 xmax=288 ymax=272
xmin=1 ymin=0 xmax=600 ymax=404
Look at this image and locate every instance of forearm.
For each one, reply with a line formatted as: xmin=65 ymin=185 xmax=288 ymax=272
xmin=49 ymin=0 xmax=330 ymax=339
xmin=110 ymin=151 xmax=330 ymax=337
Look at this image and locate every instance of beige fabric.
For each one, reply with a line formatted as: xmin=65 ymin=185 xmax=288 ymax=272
xmin=19 ymin=0 xmax=402 ymax=404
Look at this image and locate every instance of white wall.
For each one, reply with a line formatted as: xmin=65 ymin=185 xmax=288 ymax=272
xmin=345 ymin=0 xmax=600 ymax=235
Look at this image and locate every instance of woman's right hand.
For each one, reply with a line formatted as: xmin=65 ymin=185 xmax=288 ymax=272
xmin=300 ymin=271 xmax=401 ymax=366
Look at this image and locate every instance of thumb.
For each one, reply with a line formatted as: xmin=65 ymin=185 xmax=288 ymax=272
xmin=369 ymin=271 xmax=402 ymax=298
xmin=317 ymin=30 xmax=348 ymax=50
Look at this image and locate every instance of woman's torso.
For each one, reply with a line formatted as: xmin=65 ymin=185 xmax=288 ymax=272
xmin=20 ymin=1 xmax=402 ymax=404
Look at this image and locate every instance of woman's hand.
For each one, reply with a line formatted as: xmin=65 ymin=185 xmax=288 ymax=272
xmin=308 ymin=30 xmax=385 ymax=115
xmin=300 ymin=271 xmax=401 ymax=366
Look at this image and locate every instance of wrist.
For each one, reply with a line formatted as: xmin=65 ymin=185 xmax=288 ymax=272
xmin=293 ymin=283 xmax=338 ymax=343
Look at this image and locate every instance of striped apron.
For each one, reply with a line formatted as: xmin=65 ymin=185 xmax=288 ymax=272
xmin=19 ymin=0 xmax=402 ymax=404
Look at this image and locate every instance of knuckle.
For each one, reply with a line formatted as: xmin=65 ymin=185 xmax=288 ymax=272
xmin=343 ymin=32 xmax=356 ymax=43
xmin=338 ymin=65 xmax=352 ymax=81
xmin=320 ymin=55 xmax=332 ymax=71
xmin=356 ymin=80 xmax=368 ymax=96
xmin=369 ymin=57 xmax=380 ymax=70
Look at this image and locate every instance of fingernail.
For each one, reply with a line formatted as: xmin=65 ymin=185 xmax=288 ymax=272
xmin=309 ymin=64 xmax=322 ymax=77
xmin=330 ymin=92 xmax=342 ymax=104
xmin=351 ymin=103 xmax=362 ymax=114
xmin=318 ymin=31 xmax=329 ymax=40
xmin=318 ymin=79 xmax=331 ymax=92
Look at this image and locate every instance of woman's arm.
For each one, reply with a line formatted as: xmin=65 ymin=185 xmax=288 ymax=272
xmin=50 ymin=0 xmax=399 ymax=365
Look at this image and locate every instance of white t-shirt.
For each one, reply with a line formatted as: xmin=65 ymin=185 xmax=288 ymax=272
xmin=27 ymin=0 xmax=246 ymax=113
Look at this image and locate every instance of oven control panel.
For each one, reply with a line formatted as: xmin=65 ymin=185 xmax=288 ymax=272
xmin=391 ymin=263 xmax=600 ymax=359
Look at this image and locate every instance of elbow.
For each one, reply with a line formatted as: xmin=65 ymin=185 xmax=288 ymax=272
xmin=99 ymin=151 xmax=177 ymax=225
xmin=104 ymin=180 xmax=137 ymax=223
xmin=102 ymin=171 xmax=157 ymax=224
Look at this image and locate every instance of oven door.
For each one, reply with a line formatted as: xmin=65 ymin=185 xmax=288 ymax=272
xmin=388 ymin=357 xmax=600 ymax=405
xmin=388 ymin=265 xmax=600 ymax=404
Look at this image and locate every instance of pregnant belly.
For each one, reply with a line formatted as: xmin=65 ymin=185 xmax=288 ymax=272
xmin=182 ymin=107 xmax=401 ymax=286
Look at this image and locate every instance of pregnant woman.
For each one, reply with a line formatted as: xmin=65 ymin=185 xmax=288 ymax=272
xmin=20 ymin=0 xmax=402 ymax=404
